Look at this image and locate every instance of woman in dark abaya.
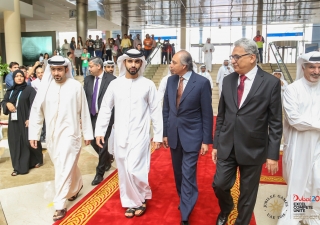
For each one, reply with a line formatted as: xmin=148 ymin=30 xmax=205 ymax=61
xmin=2 ymin=70 xmax=43 ymax=176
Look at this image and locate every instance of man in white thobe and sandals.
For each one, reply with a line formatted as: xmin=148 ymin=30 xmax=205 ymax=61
xmin=28 ymin=56 xmax=93 ymax=221
xmin=278 ymin=51 xmax=320 ymax=225
xmin=202 ymin=38 xmax=215 ymax=72
xmin=95 ymin=49 xmax=163 ymax=219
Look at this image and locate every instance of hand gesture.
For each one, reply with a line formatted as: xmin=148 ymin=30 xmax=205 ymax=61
xmin=6 ymin=102 xmax=16 ymax=113
xmin=200 ymin=144 xmax=208 ymax=156
xmin=212 ymin=149 xmax=217 ymax=164
xmin=163 ymin=137 xmax=169 ymax=148
xmin=96 ymin=136 xmax=104 ymax=148
xmin=266 ymin=159 xmax=278 ymax=175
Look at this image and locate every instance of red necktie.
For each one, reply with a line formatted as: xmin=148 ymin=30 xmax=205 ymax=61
xmin=237 ymin=75 xmax=247 ymax=108
xmin=176 ymin=76 xmax=184 ymax=108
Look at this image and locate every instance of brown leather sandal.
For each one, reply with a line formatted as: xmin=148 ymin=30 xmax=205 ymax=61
xmin=53 ymin=208 xmax=67 ymax=221
xmin=68 ymin=185 xmax=83 ymax=201
xmin=11 ymin=171 xmax=18 ymax=176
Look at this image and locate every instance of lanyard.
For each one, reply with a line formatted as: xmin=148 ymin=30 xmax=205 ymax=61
xmin=9 ymin=90 xmax=22 ymax=108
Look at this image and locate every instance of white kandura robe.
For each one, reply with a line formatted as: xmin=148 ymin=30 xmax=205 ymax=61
xmin=199 ymin=71 xmax=214 ymax=88
xmin=202 ymin=43 xmax=215 ymax=72
xmin=29 ymin=78 xmax=93 ymax=210
xmin=158 ymin=74 xmax=170 ymax=102
xmin=95 ymin=75 xmax=163 ymax=208
xmin=216 ymin=65 xmax=234 ymax=96
xmin=277 ymin=76 xmax=320 ymax=225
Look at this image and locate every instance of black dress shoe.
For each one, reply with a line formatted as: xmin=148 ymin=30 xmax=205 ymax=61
xmin=216 ymin=212 xmax=228 ymax=225
xmin=91 ymin=174 xmax=103 ymax=186
xmin=181 ymin=221 xmax=190 ymax=225
xmin=105 ymin=162 xmax=112 ymax=171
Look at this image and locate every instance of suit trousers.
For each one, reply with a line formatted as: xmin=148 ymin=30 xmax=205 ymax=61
xmin=90 ymin=114 xmax=112 ymax=177
xmin=212 ymin=148 xmax=262 ymax=225
xmin=170 ymin=136 xmax=200 ymax=221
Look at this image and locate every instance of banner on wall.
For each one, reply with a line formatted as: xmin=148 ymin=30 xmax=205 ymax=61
xmin=305 ymin=43 xmax=319 ymax=53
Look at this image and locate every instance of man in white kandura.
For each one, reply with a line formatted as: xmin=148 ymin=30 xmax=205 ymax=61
xmin=199 ymin=65 xmax=214 ymax=89
xmin=28 ymin=56 xmax=93 ymax=221
xmin=158 ymin=67 xmax=173 ymax=101
xmin=95 ymin=49 xmax=163 ymax=219
xmin=272 ymin=69 xmax=288 ymax=101
xmin=277 ymin=51 xmax=320 ymax=225
xmin=202 ymin=38 xmax=215 ymax=72
xmin=216 ymin=60 xmax=234 ymax=96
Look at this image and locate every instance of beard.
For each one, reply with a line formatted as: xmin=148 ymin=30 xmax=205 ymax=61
xmin=126 ymin=66 xmax=141 ymax=76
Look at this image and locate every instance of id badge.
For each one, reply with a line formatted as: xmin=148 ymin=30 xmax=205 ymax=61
xmin=11 ymin=112 xmax=18 ymax=121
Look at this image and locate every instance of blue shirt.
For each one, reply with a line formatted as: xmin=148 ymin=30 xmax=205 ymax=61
xmin=5 ymin=72 xmax=13 ymax=89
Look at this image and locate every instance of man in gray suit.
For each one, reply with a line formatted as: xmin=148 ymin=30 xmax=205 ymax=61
xmin=84 ymin=57 xmax=116 ymax=185
xmin=212 ymin=38 xmax=283 ymax=225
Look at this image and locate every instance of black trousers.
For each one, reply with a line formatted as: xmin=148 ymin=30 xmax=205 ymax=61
xmin=212 ymin=148 xmax=262 ymax=225
xmin=105 ymin=50 xmax=112 ymax=61
xmin=75 ymin=57 xmax=83 ymax=75
xmin=90 ymin=114 xmax=113 ymax=176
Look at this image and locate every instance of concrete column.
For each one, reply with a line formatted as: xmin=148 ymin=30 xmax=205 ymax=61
xmin=76 ymin=0 xmax=88 ymax=43
xmin=180 ymin=27 xmax=186 ymax=50
xmin=4 ymin=0 xmax=22 ymax=65
xmin=105 ymin=31 xmax=112 ymax=39
xmin=121 ymin=22 xmax=128 ymax=37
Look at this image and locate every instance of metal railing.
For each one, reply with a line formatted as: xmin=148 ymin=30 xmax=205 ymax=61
xmin=269 ymin=42 xmax=293 ymax=84
xmin=146 ymin=44 xmax=162 ymax=66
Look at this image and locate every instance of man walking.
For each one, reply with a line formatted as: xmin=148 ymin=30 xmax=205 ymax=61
xmin=212 ymin=38 xmax=282 ymax=225
xmin=278 ymin=51 xmax=320 ymax=225
xmin=29 ymin=55 xmax=93 ymax=221
xmin=95 ymin=49 xmax=163 ymax=218
xmin=162 ymin=50 xmax=213 ymax=225
xmin=84 ymin=57 xmax=116 ymax=185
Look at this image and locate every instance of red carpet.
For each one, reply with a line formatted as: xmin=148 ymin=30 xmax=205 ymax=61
xmin=260 ymin=152 xmax=286 ymax=185
xmin=55 ymin=145 xmax=256 ymax=225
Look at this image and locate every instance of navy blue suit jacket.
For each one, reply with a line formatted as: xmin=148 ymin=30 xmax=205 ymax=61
xmin=163 ymin=71 xmax=213 ymax=152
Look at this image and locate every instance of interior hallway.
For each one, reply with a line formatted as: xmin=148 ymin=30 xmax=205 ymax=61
xmin=0 ymin=66 xmax=289 ymax=225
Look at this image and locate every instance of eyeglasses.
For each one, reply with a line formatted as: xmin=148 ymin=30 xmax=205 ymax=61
xmin=229 ymin=53 xmax=251 ymax=61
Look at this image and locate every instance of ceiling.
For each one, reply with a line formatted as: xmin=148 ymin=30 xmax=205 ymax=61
xmin=25 ymin=0 xmax=320 ymax=32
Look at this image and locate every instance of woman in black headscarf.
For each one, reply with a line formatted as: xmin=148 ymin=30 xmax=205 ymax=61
xmin=2 ymin=70 xmax=43 ymax=176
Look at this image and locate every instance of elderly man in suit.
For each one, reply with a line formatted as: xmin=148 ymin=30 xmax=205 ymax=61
xmin=84 ymin=57 xmax=116 ymax=185
xmin=212 ymin=38 xmax=283 ymax=225
xmin=163 ymin=50 xmax=213 ymax=225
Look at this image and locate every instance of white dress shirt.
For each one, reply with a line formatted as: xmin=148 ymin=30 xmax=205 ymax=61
xmin=178 ymin=71 xmax=192 ymax=90
xmin=93 ymin=72 xmax=104 ymax=112
xmin=238 ymin=65 xmax=258 ymax=107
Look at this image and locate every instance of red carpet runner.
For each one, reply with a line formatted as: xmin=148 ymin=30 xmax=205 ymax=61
xmin=55 ymin=145 xmax=256 ymax=225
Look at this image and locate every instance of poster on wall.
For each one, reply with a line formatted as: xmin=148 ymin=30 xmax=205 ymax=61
xmin=21 ymin=36 xmax=53 ymax=66
xmin=305 ymin=43 xmax=319 ymax=53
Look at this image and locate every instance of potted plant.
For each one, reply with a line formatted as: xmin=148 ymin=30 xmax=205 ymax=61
xmin=0 ymin=56 xmax=9 ymax=99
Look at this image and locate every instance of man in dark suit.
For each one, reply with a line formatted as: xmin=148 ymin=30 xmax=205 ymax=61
xmin=212 ymin=38 xmax=283 ymax=225
xmin=163 ymin=50 xmax=213 ymax=225
xmin=84 ymin=57 xmax=116 ymax=185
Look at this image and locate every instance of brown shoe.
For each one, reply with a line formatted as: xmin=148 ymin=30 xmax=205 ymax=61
xmin=53 ymin=208 xmax=67 ymax=221
xmin=68 ymin=185 xmax=83 ymax=201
